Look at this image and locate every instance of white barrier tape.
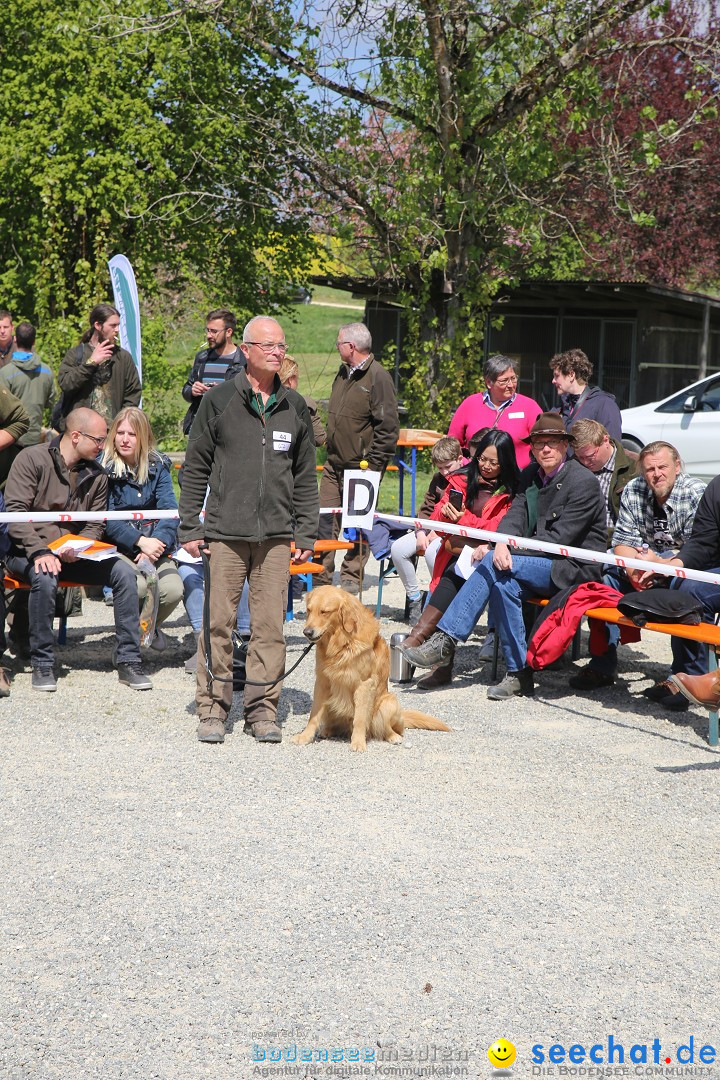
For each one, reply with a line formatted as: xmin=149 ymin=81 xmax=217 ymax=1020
xmin=10 ymin=506 xmax=718 ymax=588
xmin=0 ymin=510 xmax=179 ymax=523
xmin=370 ymin=511 xmax=720 ymax=589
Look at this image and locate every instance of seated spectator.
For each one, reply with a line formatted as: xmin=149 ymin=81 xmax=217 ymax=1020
xmin=4 ymin=407 xmax=152 ymax=691
xmin=571 ymin=419 xmax=638 ymax=540
xmin=401 ymin=429 xmax=520 ymax=689
xmin=0 ymin=321 xmax=55 ymax=452
xmin=550 ymin=348 xmax=622 ymax=440
xmin=389 ymin=435 xmax=466 ymax=624
xmin=279 ymin=356 xmax=326 ymax=447
xmin=651 ymin=475 xmax=720 ymax=710
xmin=448 ymin=354 xmax=541 ymax=469
xmin=102 ymin=407 xmax=183 ymax=651
xmin=568 ymin=440 xmax=705 ymax=706
xmin=404 ymin=413 xmax=607 ymax=700
xmin=181 ymin=308 xmax=245 ymax=436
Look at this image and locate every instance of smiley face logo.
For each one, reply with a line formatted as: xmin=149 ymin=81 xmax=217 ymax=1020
xmin=488 ymin=1039 xmax=516 ymax=1069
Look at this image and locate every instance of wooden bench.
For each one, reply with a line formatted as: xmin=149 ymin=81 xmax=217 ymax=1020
xmin=489 ymin=598 xmax=720 ymax=746
xmin=285 ymin=539 xmax=355 ymax=621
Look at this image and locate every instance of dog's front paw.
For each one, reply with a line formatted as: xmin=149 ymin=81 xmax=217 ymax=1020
xmin=350 ymin=740 xmax=367 ymax=753
xmin=291 ymin=732 xmax=314 ymax=745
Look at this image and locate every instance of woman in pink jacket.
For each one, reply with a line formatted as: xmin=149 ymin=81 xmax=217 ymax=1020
xmin=448 ymin=354 xmax=541 ymax=469
xmin=400 ymin=430 xmax=520 ymax=688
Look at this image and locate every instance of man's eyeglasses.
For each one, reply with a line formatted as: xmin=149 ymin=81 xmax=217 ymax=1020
xmin=246 ymin=341 xmax=288 ymax=354
xmin=79 ymin=431 xmax=107 ymax=448
xmin=575 ymin=445 xmax=602 ymax=465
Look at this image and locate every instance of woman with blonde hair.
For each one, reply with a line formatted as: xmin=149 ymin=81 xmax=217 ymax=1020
xmin=102 ymin=407 xmax=183 ymax=650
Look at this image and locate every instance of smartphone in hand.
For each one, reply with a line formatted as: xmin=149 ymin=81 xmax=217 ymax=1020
xmin=448 ymin=488 xmax=463 ymax=511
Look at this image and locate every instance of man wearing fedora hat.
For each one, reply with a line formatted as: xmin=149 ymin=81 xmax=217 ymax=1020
xmin=403 ymin=413 xmax=607 ymax=699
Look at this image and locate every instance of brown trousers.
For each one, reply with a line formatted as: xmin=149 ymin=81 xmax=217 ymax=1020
xmin=195 ymin=539 xmax=290 ymax=725
xmin=316 ymin=462 xmax=370 ymax=587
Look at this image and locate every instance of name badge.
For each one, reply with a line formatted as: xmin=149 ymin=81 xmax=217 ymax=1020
xmin=507 ymin=411 xmax=525 ymax=419
xmin=273 ymin=430 xmax=291 ymax=443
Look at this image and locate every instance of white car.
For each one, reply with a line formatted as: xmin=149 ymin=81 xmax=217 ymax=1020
xmin=621 ymin=373 xmax=720 ymax=482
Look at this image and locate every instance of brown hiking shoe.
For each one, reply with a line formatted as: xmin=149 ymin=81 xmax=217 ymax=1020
xmin=197 ymin=716 xmax=225 ymax=744
xmin=251 ymin=719 xmax=282 ymax=743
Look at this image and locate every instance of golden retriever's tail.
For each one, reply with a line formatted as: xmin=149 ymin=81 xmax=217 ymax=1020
xmin=401 ymin=709 xmax=452 ymax=732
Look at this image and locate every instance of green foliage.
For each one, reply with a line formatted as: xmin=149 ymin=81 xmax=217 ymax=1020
xmin=0 ymin=0 xmax=317 ymax=411
xmin=139 ymin=318 xmax=187 ymax=450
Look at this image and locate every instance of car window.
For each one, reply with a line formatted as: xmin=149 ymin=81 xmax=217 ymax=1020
xmin=656 ymin=377 xmax=720 ymax=413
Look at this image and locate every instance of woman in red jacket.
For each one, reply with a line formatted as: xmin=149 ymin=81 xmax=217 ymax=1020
xmin=401 ymin=430 xmax=520 ymax=688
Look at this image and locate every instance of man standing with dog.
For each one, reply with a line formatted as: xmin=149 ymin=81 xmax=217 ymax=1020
xmin=178 ymin=315 xmax=319 ymax=745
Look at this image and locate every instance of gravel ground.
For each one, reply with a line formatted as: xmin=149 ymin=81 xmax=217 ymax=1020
xmin=2 ymin=564 xmax=720 ymax=1080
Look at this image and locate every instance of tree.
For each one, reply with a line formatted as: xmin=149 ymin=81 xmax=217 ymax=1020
xmin=252 ymin=0 xmax=686 ymax=424
xmin=561 ymin=3 xmax=720 ymax=287
xmin=0 ymin=0 xmax=316 ymax=363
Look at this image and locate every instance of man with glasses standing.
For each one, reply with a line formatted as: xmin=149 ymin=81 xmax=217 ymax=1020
xmin=4 ymin=407 xmax=152 ymax=692
xmin=316 ymin=322 xmax=399 ymax=593
xmin=181 ymin=308 xmax=245 ymax=435
xmin=179 ymin=316 xmax=318 ymax=745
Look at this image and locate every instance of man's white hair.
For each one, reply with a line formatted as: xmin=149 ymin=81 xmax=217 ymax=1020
xmin=243 ymin=315 xmax=283 ymax=343
xmin=338 ymin=322 xmax=372 ymax=353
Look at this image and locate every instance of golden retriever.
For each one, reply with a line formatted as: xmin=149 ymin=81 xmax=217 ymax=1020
xmin=292 ymin=586 xmax=451 ymax=752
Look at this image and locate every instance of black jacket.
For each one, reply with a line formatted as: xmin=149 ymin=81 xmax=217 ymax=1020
xmin=178 ymin=369 xmax=318 ymax=551
xmin=677 ymin=475 xmax=720 ymax=570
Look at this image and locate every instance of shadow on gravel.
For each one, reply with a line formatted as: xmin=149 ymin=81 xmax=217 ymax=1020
xmin=538 ymin=696 xmax=720 ymax=752
xmin=657 ymin=759 xmax=720 ymax=773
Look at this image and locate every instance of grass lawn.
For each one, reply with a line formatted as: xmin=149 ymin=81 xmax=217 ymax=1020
xmin=163 ymin=285 xmax=364 ymax=405
xmin=284 ymin=285 xmax=365 ymax=403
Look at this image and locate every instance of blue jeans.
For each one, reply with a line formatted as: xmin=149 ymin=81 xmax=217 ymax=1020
xmin=439 ymin=552 xmax=555 ymax=673
xmin=178 ymin=562 xmax=250 ymax=635
xmin=670 ymin=572 xmax=720 ymax=676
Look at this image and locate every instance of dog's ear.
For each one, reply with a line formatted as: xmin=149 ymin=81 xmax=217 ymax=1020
xmin=340 ymin=605 xmax=358 ymax=636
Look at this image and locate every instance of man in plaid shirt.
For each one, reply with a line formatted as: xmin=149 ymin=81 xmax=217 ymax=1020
xmin=570 ymin=440 xmax=705 ymax=708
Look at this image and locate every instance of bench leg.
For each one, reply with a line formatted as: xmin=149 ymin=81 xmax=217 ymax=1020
xmin=376 ymin=559 xmax=386 ymax=618
xmin=490 ymin=632 xmax=500 ymax=682
xmin=709 ymin=649 xmax=718 ymax=747
xmin=58 ymin=616 xmax=68 ymax=646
